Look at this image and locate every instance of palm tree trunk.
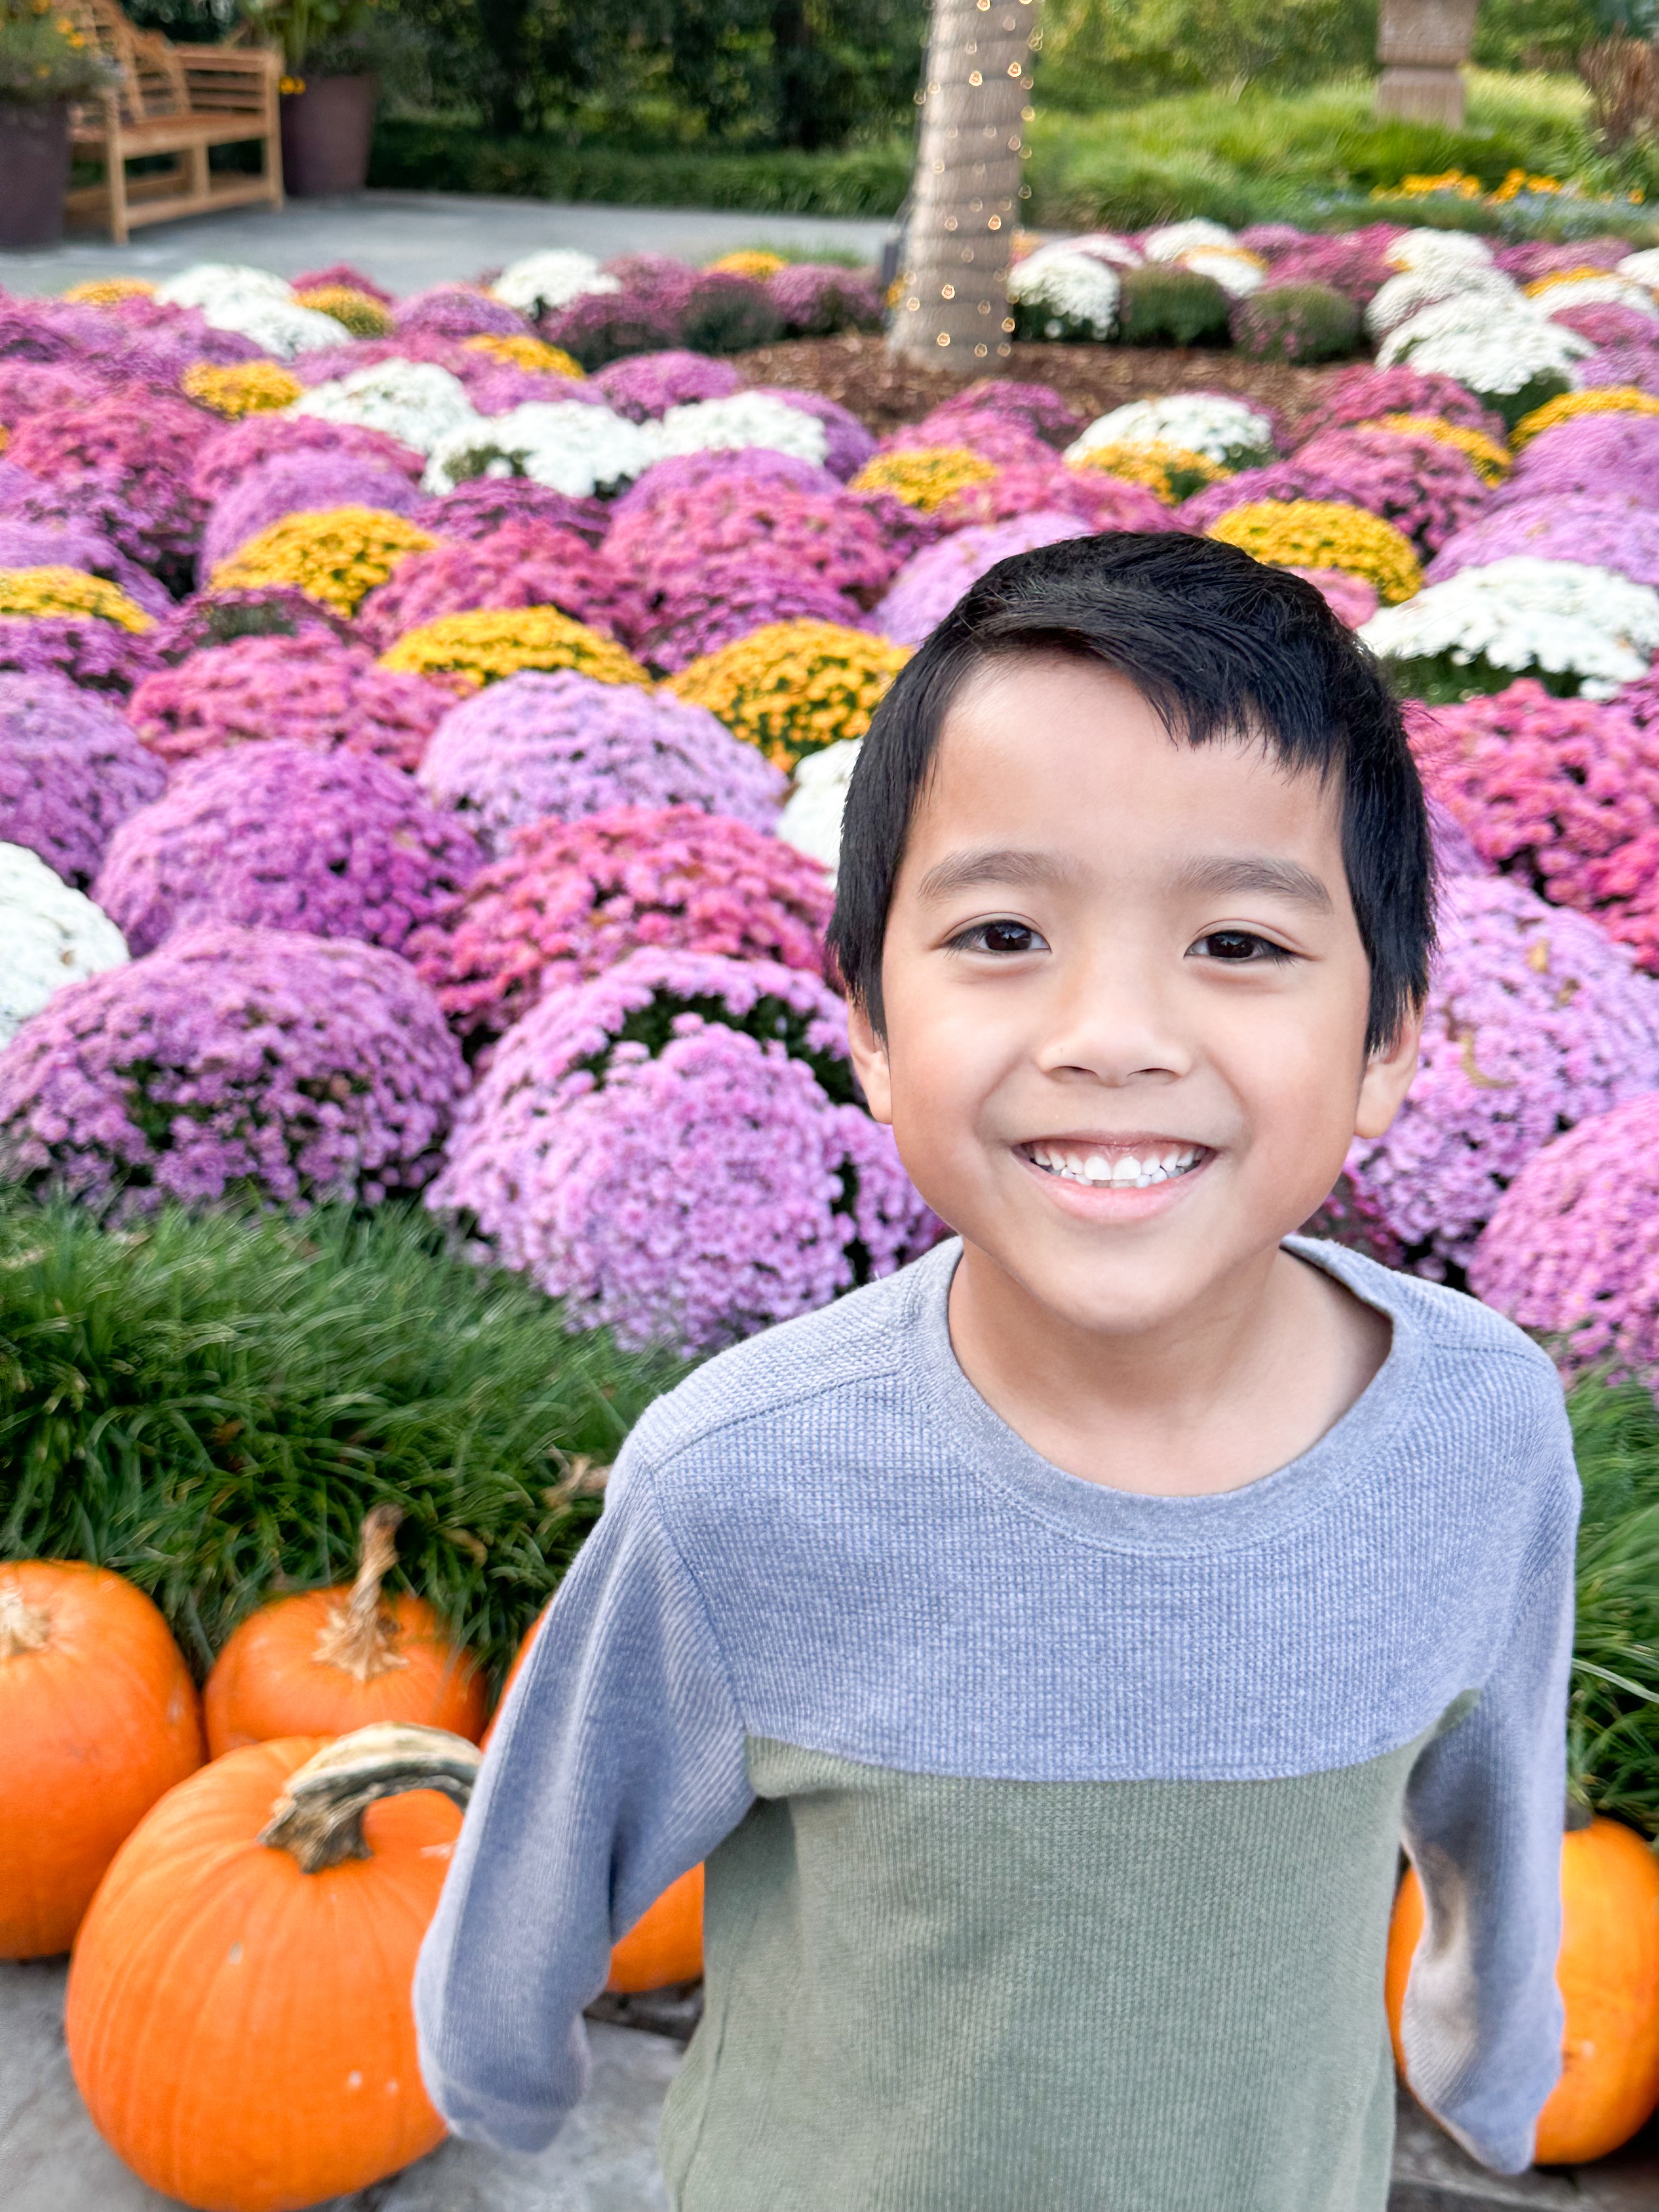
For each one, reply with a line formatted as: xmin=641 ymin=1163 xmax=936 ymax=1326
xmin=1374 ymin=0 xmax=1479 ymax=126
xmin=888 ymin=0 xmax=1040 ymax=374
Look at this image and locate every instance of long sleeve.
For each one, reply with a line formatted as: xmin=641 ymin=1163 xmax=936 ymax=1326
xmin=413 ymin=1434 xmax=754 ymax=2153
xmin=1398 ymin=1396 xmax=1579 ymax=2177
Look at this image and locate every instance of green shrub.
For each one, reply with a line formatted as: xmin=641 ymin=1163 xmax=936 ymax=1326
xmin=1115 ymin=264 xmax=1233 ymax=346
xmin=1231 ymin=281 xmax=1362 ymax=362
xmin=679 ymin=273 xmax=786 ymax=354
xmin=1331 ymin=117 xmax=1554 ymax=192
xmin=1566 ymin=1374 xmax=1659 ymax=1837
xmin=0 ymin=1192 xmax=685 ymax=1683
xmin=1481 ymin=366 xmax=1574 ymax=431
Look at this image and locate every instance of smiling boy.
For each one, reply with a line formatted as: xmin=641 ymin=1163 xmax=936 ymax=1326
xmin=416 ymin=533 xmax=1577 ymax=2210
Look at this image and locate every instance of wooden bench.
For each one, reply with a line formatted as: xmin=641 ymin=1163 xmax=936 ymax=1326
xmin=63 ymin=0 xmax=282 ymax=245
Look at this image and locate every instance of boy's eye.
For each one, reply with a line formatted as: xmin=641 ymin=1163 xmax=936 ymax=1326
xmin=1189 ymin=930 xmax=1296 ymax=964
xmin=954 ymin=919 xmax=1049 ymax=956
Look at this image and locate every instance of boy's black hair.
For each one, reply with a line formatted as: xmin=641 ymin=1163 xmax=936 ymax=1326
xmin=828 ymin=532 xmax=1434 ymax=1057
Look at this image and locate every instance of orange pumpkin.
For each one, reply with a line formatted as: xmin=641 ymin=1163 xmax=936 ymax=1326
xmin=1386 ymin=1814 xmax=1659 ymax=2164
xmin=204 ymin=1506 xmax=487 ymax=1755
xmin=607 ymin=1864 xmax=705 ymax=1993
xmin=0 ymin=1561 xmax=203 ymax=1957
xmin=67 ymin=1722 xmax=481 ymax=2212
xmin=479 ymin=1601 xmax=546 ymax=1751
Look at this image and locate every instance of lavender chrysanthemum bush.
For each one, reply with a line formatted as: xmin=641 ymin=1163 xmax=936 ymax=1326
xmin=1183 ymin=426 xmax=1486 ymax=556
xmin=0 ymin=615 xmax=160 ymax=697
xmin=874 ymin=512 xmax=1086 ymax=645
xmin=0 ymin=923 xmax=466 ymax=1211
xmin=765 ymin=263 xmax=884 ymax=338
xmin=354 ymin=522 xmax=644 ymax=654
xmin=190 ymin=414 xmax=425 ymax=504
xmin=411 ymin=476 xmax=607 ymax=547
xmin=1426 ymin=496 xmax=1659 ymax=589
xmin=418 ymin=670 xmax=786 ymax=852
xmin=127 ymin=632 xmax=454 ymax=771
xmin=7 ymin=396 xmax=213 ymax=589
xmin=147 ymin=584 xmax=358 ymax=661
xmin=200 ymin=452 xmax=426 ymax=572
xmin=594 ymin=351 xmax=742 ymax=421
xmin=1469 ymin=1092 xmax=1659 ymax=1380
xmin=917 ymin=379 xmax=1085 ymax=448
xmin=1347 ymin=872 xmax=1659 ymax=1274
xmin=935 ymin=462 xmax=1170 ymax=535
xmin=415 ymin=802 xmax=833 ymax=1045
xmin=0 ymin=672 xmax=165 ymax=885
xmin=1500 ymin=414 xmax=1659 ymax=508
xmin=94 ymin=742 xmax=481 ymax=956
xmin=393 ymin=286 xmax=531 ymax=341
xmin=1291 ymin=365 xmax=1506 ymax=445
xmin=0 ymin=515 xmax=170 ymax=619
xmin=430 ymin=948 xmax=936 ymax=1352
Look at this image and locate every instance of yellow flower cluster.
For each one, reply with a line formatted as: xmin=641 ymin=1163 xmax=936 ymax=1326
xmin=462 ymin=333 xmax=585 ymax=378
xmin=1510 ymin=386 xmax=1659 ymax=448
xmin=212 ymin=507 xmax=438 ymax=617
xmin=1363 ymin=414 xmax=1513 ymax=485
xmin=667 ymin=620 xmax=911 ymax=771
xmin=0 ymin=566 xmax=154 ymax=631
xmin=848 ymin=447 xmax=999 ymax=512
xmin=1068 ymin=441 xmax=1231 ymax=505
xmin=59 ymin=278 xmax=155 ymax=306
xmin=1205 ymin=501 xmax=1421 ymax=605
xmin=378 ymin=607 xmax=651 ymax=691
xmin=706 ymin=250 xmax=787 ymax=279
xmin=1376 ymin=168 xmax=1641 ymax=210
xmin=292 ymin=285 xmax=392 ymax=338
xmin=182 ymin=359 xmax=304 ymax=417
xmin=1524 ymin=266 xmax=1629 ymax=297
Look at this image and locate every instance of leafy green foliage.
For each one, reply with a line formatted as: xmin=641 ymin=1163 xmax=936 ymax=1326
xmin=1567 ymin=1375 xmax=1659 ymax=1836
xmin=1231 ymin=281 xmax=1362 ymax=362
xmin=1039 ymin=0 xmax=1378 ymax=105
xmin=0 ymin=1190 xmax=685 ymax=1684
xmin=1115 ymin=265 xmax=1232 ymax=345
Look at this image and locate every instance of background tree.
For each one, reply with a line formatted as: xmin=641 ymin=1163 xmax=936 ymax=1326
xmin=889 ymin=0 xmax=1040 ymax=372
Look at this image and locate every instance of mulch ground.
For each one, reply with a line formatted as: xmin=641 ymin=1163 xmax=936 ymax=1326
xmin=733 ymin=334 xmax=1346 ymax=439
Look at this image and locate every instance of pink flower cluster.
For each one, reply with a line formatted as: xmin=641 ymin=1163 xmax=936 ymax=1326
xmin=1259 ymin=228 xmax=1396 ymax=305
xmin=0 ymin=923 xmax=465 ymax=1211
xmin=94 ymin=742 xmax=481 ymax=957
xmin=430 ymin=949 xmax=936 ymax=1352
xmin=354 ymin=521 xmax=644 ymax=654
xmin=766 ymin=263 xmax=884 ymax=337
xmin=1291 ymin=365 xmax=1508 ymax=445
xmin=1426 ymin=496 xmax=1659 ymax=589
xmin=7 ymin=394 xmax=213 ymax=585
xmin=0 ymin=670 xmax=165 ymax=885
xmin=191 ymin=415 xmax=424 ymax=504
xmin=148 ymin=584 xmax=357 ymax=662
xmin=1184 ymin=425 xmax=1487 ymax=554
xmin=594 ymin=350 xmax=742 ymax=421
xmin=201 ymin=452 xmax=425 ymax=572
xmin=393 ymin=286 xmax=531 ymax=341
xmin=415 ymin=803 xmax=833 ymax=1043
xmin=411 ymin=476 xmax=607 ymax=546
xmin=417 ymin=670 xmax=786 ymax=852
xmin=916 ymin=378 xmax=1086 ymax=447
xmin=876 ymin=510 xmax=1086 ymax=645
xmin=934 ymin=461 xmax=1170 ymax=535
xmin=0 ymin=616 xmax=159 ymax=697
xmin=1501 ymin=414 xmax=1659 ymax=507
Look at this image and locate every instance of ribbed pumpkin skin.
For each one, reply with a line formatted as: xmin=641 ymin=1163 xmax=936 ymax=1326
xmin=1386 ymin=1817 xmax=1659 ymax=2164
xmin=0 ymin=1562 xmax=203 ymax=1957
xmin=66 ymin=1736 xmax=461 ymax=2212
xmin=204 ymin=1589 xmax=487 ymax=1756
xmin=607 ymin=1863 xmax=705 ymax=1993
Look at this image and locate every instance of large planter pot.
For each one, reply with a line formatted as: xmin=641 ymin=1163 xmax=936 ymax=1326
xmin=0 ymin=100 xmax=69 ymax=249
xmin=279 ymin=72 xmax=377 ymax=198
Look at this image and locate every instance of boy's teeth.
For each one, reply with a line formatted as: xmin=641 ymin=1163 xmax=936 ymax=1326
xmin=1027 ymin=1144 xmax=1201 ymax=1190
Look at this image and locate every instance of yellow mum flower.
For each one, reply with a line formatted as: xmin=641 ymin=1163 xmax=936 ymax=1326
xmin=0 ymin=566 xmax=154 ymax=631
xmin=212 ymin=507 xmax=438 ymax=616
xmin=462 ymin=332 xmax=586 ymax=379
xmin=1522 ymin=267 xmax=1622 ymax=296
xmin=1510 ymin=386 xmax=1659 ymax=448
xmin=60 ymin=278 xmax=156 ymax=306
xmin=1068 ymin=441 xmax=1230 ymax=506
xmin=667 ymin=620 xmax=911 ymax=770
xmin=706 ymin=250 xmax=787 ymax=280
xmin=849 ymin=447 xmax=999 ymax=512
xmin=1363 ymin=414 xmax=1512 ymax=486
xmin=292 ymin=285 xmax=392 ymax=338
xmin=182 ymin=360 xmax=304 ymax=418
xmin=1205 ymin=501 xmax=1421 ymax=604
xmin=378 ymin=607 xmax=652 ymax=691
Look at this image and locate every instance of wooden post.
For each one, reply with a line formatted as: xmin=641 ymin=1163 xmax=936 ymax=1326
xmin=1375 ymin=0 xmax=1481 ymax=128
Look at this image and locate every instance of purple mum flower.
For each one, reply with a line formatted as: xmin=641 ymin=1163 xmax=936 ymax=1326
xmin=0 ymin=671 xmax=165 ymax=885
xmin=410 ymin=476 xmax=608 ymax=548
xmin=766 ymin=263 xmax=884 ymax=337
xmin=595 ymin=351 xmax=743 ymax=422
xmin=744 ymin=387 xmax=876 ymax=480
xmin=201 ymin=452 xmax=426 ymax=573
xmin=393 ymin=286 xmax=532 ymax=341
xmin=0 ymin=514 xmax=171 ymax=618
xmin=913 ymin=378 xmax=1085 ymax=446
xmin=874 ymin=511 xmax=1087 ymax=645
xmin=191 ymin=414 xmax=424 ymax=504
xmin=1577 ymin=344 xmax=1659 ymax=397
xmin=1426 ymin=495 xmax=1659 ymax=589
xmin=610 ymin=447 xmax=841 ymax=524
xmin=1292 ymin=364 xmax=1506 ymax=445
xmin=1500 ymin=414 xmax=1659 ymax=508
xmin=0 ymin=617 xmax=160 ymax=698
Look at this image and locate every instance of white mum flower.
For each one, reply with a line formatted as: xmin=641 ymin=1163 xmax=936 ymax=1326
xmin=156 ymin=262 xmax=295 ymax=308
xmin=1358 ymin=557 xmax=1659 ymax=696
xmin=1142 ymin=219 xmax=1237 ymax=262
xmin=292 ymin=361 xmax=481 ymax=455
xmin=1043 ymin=230 xmax=1143 ymax=270
xmin=423 ymin=400 xmax=656 ymax=498
xmin=1 ymin=843 xmax=128 ymax=1045
xmin=1533 ymin=273 xmax=1659 ymax=321
xmin=1177 ymin=247 xmax=1266 ymax=297
xmin=1384 ymin=229 xmax=1495 ymax=273
xmin=1364 ymin=264 xmax=1520 ymax=341
xmin=647 ymin=392 xmax=830 ymax=466
xmin=1377 ymin=301 xmax=1592 ymax=387
xmin=777 ymin=739 xmax=862 ymax=878
xmin=492 ymin=250 xmax=619 ymax=318
xmin=1617 ymin=248 xmax=1659 ymax=291
xmin=1067 ymin=392 xmax=1274 ymax=468
xmin=192 ymin=295 xmax=352 ymax=359
xmin=1007 ymin=249 xmax=1121 ymax=338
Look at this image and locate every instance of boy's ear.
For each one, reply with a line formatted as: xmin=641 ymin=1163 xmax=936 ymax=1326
xmin=847 ymin=997 xmax=894 ymax=1126
xmin=1353 ymin=999 xmax=1424 ymax=1142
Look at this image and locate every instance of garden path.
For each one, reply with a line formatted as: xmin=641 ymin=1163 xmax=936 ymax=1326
xmin=0 ymin=191 xmax=895 ymax=298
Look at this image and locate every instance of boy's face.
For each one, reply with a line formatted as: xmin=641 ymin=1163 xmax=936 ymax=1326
xmin=848 ymin=654 xmax=1421 ymax=1340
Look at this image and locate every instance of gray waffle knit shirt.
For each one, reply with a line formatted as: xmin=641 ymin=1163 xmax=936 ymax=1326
xmin=415 ymin=1235 xmax=1577 ymax=2210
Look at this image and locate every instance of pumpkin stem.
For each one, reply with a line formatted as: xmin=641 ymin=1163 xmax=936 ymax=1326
xmin=258 ymin=1720 xmax=482 ymax=1874
xmin=311 ymin=1504 xmax=409 ymax=1683
xmin=1565 ymin=1791 xmax=1596 ymax=1832
xmin=0 ymin=1583 xmax=50 ymax=1660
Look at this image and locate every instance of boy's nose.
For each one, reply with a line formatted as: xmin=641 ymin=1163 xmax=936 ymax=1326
xmin=1030 ymin=947 xmax=1194 ymax=1087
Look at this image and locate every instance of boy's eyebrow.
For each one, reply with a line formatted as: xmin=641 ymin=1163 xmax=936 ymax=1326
xmin=1172 ymin=854 xmax=1334 ymax=912
xmin=915 ymin=848 xmax=1086 ymax=902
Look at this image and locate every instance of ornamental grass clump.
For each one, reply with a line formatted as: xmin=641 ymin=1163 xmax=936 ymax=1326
xmin=1347 ymin=872 xmax=1659 ymax=1276
xmin=667 ymin=619 xmax=910 ymax=770
xmin=874 ymin=514 xmax=1087 ymax=647
xmin=200 ymin=454 xmax=426 ymax=573
xmin=127 ymin=633 xmax=453 ymax=773
xmin=180 ymin=362 xmax=303 ymax=419
xmin=1206 ymin=501 xmax=1421 ymax=605
xmin=94 ymin=744 xmax=481 ymax=959
xmin=849 ymin=447 xmax=999 ymax=513
xmin=1114 ymin=266 xmax=1231 ymax=346
xmin=429 ymin=949 xmax=936 ymax=1355
xmin=0 ymin=924 xmax=466 ymax=1213
xmin=1 ymin=841 xmax=127 ymax=1046
xmin=212 ymin=506 xmax=439 ymax=618
xmin=417 ymin=670 xmax=786 ymax=853
xmin=1359 ymin=558 xmax=1659 ymax=702
xmin=354 ymin=523 xmax=645 ymax=656
xmin=0 ymin=672 xmax=164 ymax=886
xmin=0 ymin=1190 xmax=679 ymax=1678
xmin=593 ymin=351 xmax=740 ymax=422
xmin=415 ymin=803 xmax=832 ymax=1046
xmin=377 ymin=607 xmax=651 ymax=693
xmin=1230 ymin=285 xmax=1361 ymax=365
